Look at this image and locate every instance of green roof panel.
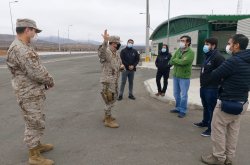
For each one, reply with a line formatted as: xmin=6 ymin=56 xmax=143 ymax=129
xmin=150 ymin=15 xmax=250 ymax=40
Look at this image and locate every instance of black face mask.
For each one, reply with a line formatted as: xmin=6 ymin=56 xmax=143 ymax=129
xmin=116 ymin=43 xmax=121 ymax=50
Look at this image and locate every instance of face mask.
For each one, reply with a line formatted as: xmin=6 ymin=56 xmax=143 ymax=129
xmin=161 ymin=48 xmax=167 ymax=52
xmin=116 ymin=43 xmax=121 ymax=50
xmin=127 ymin=43 xmax=133 ymax=48
xmin=30 ymin=35 xmax=38 ymax=43
xmin=226 ymin=45 xmax=232 ymax=55
xmin=203 ymin=45 xmax=210 ymax=53
xmin=179 ymin=42 xmax=186 ymax=49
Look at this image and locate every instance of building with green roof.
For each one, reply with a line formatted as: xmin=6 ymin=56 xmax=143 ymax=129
xmin=150 ymin=15 xmax=250 ymax=65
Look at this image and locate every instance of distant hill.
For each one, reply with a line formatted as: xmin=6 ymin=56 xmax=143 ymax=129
xmin=0 ymin=34 xmax=99 ymax=51
xmin=76 ymin=39 xmax=102 ymax=45
xmin=0 ymin=34 xmax=15 ymax=49
xmin=39 ymin=36 xmax=79 ymax=44
xmin=0 ymin=34 xmax=145 ymax=52
xmin=38 ymin=36 xmax=102 ymax=45
xmin=0 ymin=34 xmax=15 ymax=42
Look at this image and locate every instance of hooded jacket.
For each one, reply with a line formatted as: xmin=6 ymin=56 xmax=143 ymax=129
xmin=210 ymin=49 xmax=250 ymax=101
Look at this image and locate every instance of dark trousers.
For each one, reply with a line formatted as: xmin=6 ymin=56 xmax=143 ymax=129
xmin=119 ymin=70 xmax=135 ymax=96
xmin=156 ymin=69 xmax=170 ymax=93
xmin=200 ymin=87 xmax=218 ymax=132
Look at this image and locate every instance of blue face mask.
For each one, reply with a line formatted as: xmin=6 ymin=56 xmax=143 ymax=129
xmin=127 ymin=43 xmax=133 ymax=48
xmin=161 ymin=48 xmax=167 ymax=52
xmin=203 ymin=45 xmax=210 ymax=53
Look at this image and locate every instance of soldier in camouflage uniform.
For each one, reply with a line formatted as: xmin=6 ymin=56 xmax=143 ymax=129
xmin=6 ymin=19 xmax=54 ymax=165
xmin=98 ymin=30 xmax=124 ymax=128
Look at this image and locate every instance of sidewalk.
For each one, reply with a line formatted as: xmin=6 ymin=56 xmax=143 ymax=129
xmin=139 ymin=61 xmax=250 ymax=111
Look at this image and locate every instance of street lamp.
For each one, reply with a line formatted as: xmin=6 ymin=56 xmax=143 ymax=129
xmin=87 ymin=33 xmax=92 ymax=51
xmin=68 ymin=25 xmax=72 ymax=41
xmin=9 ymin=1 xmax=18 ymax=37
xmin=68 ymin=25 xmax=72 ymax=53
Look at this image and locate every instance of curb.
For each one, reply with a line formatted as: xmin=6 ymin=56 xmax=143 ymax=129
xmin=144 ymin=79 xmax=203 ymax=111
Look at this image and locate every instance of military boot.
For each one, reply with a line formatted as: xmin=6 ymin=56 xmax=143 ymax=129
xmin=104 ymin=115 xmax=119 ymax=128
xmin=102 ymin=115 xmax=116 ymax=123
xmin=37 ymin=142 xmax=54 ymax=153
xmin=29 ymin=146 xmax=54 ymax=165
xmin=201 ymin=154 xmax=225 ymax=165
xmin=225 ymin=158 xmax=233 ymax=165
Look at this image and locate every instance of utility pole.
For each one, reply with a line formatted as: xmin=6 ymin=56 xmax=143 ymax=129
xmin=68 ymin=25 xmax=72 ymax=54
xmin=58 ymin=29 xmax=61 ymax=52
xmin=145 ymin=0 xmax=150 ymax=61
xmin=237 ymin=0 xmax=243 ymax=14
xmin=167 ymin=0 xmax=171 ymax=45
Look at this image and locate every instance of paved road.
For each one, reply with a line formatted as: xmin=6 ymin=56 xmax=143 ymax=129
xmin=0 ymin=54 xmax=249 ymax=165
xmin=0 ymin=56 xmax=6 ymax=64
xmin=0 ymin=53 xmax=96 ymax=65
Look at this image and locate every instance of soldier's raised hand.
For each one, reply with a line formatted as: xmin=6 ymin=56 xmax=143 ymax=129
xmin=102 ymin=29 xmax=109 ymax=42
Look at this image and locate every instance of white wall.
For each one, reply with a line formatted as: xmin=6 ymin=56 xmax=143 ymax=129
xmin=151 ymin=30 xmax=199 ymax=65
xmin=237 ymin=18 xmax=250 ymax=49
xmin=211 ymin=31 xmax=235 ymax=50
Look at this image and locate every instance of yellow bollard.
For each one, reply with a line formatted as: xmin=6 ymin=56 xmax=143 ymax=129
xmin=145 ymin=56 xmax=150 ymax=62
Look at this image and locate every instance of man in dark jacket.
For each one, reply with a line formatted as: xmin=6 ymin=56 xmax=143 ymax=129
xmin=155 ymin=44 xmax=172 ymax=96
xmin=201 ymin=34 xmax=250 ymax=165
xmin=194 ymin=38 xmax=225 ymax=137
xmin=118 ymin=39 xmax=140 ymax=100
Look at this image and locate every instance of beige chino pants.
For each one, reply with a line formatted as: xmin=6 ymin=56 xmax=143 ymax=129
xmin=211 ymin=100 xmax=249 ymax=161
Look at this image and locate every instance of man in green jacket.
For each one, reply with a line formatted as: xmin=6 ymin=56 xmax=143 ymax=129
xmin=169 ymin=35 xmax=194 ymax=118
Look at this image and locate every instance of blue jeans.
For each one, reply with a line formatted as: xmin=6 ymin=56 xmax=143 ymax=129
xmin=200 ymin=87 xmax=218 ymax=132
xmin=173 ymin=77 xmax=190 ymax=114
xmin=119 ymin=70 xmax=135 ymax=96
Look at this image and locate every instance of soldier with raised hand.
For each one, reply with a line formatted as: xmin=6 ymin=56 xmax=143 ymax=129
xmin=6 ymin=19 xmax=55 ymax=165
xmin=98 ymin=29 xmax=124 ymax=128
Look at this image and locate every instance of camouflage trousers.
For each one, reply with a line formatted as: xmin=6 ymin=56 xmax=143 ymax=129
xmin=101 ymin=82 xmax=118 ymax=116
xmin=18 ymin=96 xmax=46 ymax=149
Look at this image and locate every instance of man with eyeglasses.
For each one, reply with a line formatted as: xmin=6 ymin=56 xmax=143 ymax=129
xmin=6 ymin=19 xmax=55 ymax=165
xmin=169 ymin=35 xmax=194 ymax=118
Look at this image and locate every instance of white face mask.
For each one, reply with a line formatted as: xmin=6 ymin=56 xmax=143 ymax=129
xmin=226 ymin=45 xmax=232 ymax=55
xmin=30 ymin=35 xmax=38 ymax=43
xmin=179 ymin=42 xmax=186 ymax=49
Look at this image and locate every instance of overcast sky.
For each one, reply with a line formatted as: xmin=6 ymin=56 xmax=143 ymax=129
xmin=1 ymin=0 xmax=250 ymax=44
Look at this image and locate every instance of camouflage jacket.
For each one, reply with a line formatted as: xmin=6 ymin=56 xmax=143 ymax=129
xmin=6 ymin=39 xmax=54 ymax=100
xmin=98 ymin=41 xmax=122 ymax=84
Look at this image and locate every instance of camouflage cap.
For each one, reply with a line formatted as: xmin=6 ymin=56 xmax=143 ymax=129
xmin=109 ymin=36 xmax=121 ymax=43
xmin=16 ymin=18 xmax=42 ymax=33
